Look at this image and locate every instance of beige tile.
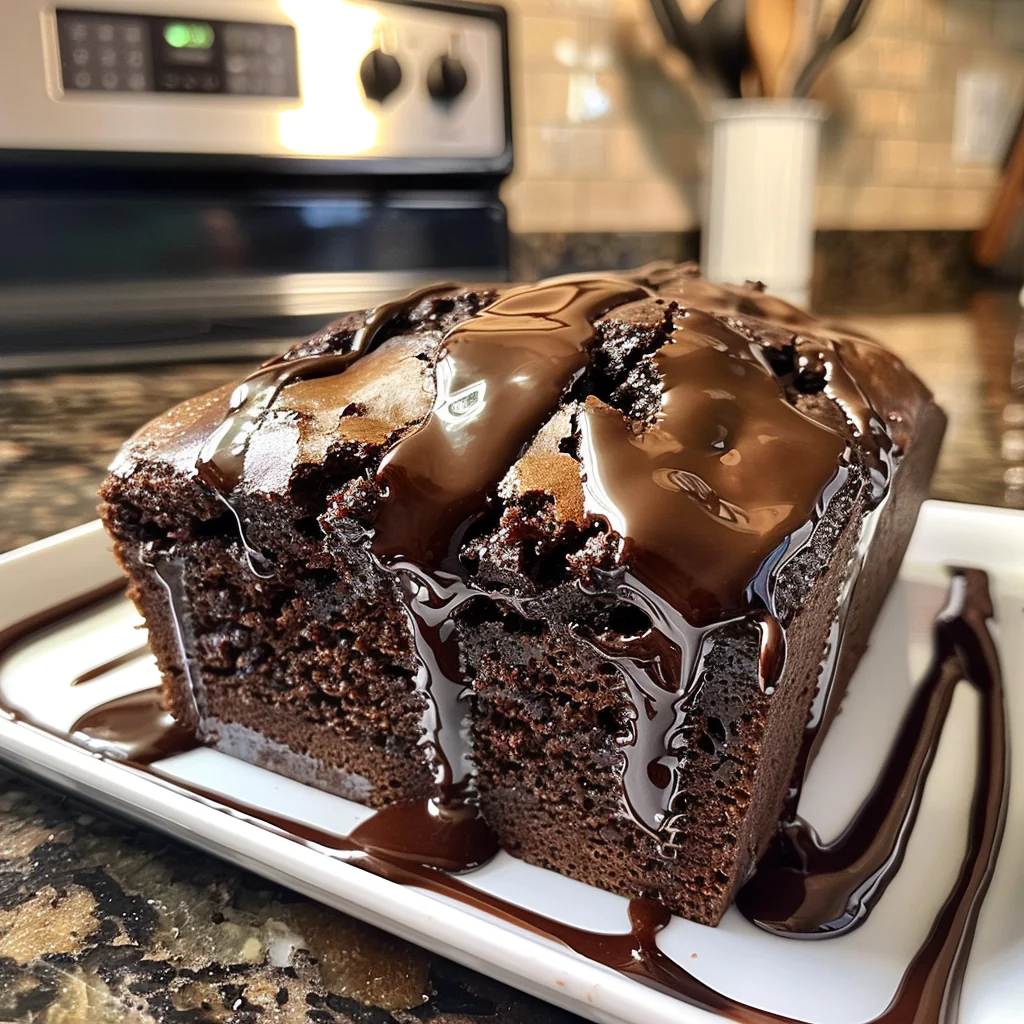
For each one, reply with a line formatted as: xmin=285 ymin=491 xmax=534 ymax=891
xmin=566 ymin=70 xmax=624 ymax=125
xmin=502 ymin=0 xmax=1005 ymax=235
xmin=937 ymin=187 xmax=996 ymax=228
xmin=942 ymin=0 xmax=995 ymax=44
xmin=503 ymin=177 xmax=580 ymax=232
xmin=842 ymin=186 xmax=900 ymax=228
xmin=575 ymin=180 xmax=645 ymax=230
xmin=521 ymin=126 xmax=609 ymax=178
xmin=993 ymin=1 xmax=1024 ymax=45
xmin=606 ymin=126 xmax=657 ymax=179
xmin=900 ymin=92 xmax=953 ymax=142
xmin=875 ymin=139 xmax=919 ymax=182
xmin=820 ymin=134 xmax=875 ymax=184
xmin=951 ymin=164 xmax=1001 ymax=189
xmin=660 ymin=131 xmax=704 ymax=179
xmin=888 ymin=186 xmax=949 ymax=227
xmin=635 ymin=179 xmax=698 ymax=230
xmin=856 ymin=89 xmax=902 ymax=130
xmin=877 ymin=40 xmax=929 ymax=88
xmin=915 ymin=141 xmax=955 ymax=186
xmin=831 ymin=35 xmax=881 ymax=87
xmin=915 ymin=0 xmax=948 ymax=36
xmin=870 ymin=0 xmax=909 ymax=30
xmin=518 ymin=70 xmax=569 ymax=126
xmin=515 ymin=16 xmax=579 ymax=67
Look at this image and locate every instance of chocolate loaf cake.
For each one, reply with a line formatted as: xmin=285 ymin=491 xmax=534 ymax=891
xmin=99 ymin=264 xmax=945 ymax=925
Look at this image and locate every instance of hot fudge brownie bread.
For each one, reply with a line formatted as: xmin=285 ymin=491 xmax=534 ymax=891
xmin=99 ymin=264 xmax=945 ymax=925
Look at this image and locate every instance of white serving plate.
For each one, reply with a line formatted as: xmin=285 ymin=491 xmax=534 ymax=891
xmin=0 ymin=501 xmax=1022 ymax=1024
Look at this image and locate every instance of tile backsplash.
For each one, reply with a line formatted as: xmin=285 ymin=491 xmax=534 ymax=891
xmin=501 ymin=0 xmax=1024 ymax=232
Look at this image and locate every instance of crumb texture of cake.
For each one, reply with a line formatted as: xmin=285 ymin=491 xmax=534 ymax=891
xmin=99 ymin=263 xmax=945 ymax=925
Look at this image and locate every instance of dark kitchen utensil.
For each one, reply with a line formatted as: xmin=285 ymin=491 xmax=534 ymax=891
xmin=793 ymin=0 xmax=871 ymax=98
xmin=648 ymin=0 xmax=748 ymax=98
xmin=648 ymin=0 xmax=708 ymax=76
xmin=701 ymin=0 xmax=749 ymax=99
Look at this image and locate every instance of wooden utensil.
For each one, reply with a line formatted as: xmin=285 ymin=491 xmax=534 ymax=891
xmin=746 ymin=0 xmax=796 ymax=98
xmin=975 ymin=109 xmax=1024 ymax=269
xmin=781 ymin=0 xmax=821 ymax=97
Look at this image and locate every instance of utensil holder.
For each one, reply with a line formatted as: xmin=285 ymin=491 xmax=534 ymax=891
xmin=702 ymin=100 xmax=825 ymax=307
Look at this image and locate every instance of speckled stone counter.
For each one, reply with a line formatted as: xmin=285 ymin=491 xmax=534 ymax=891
xmin=1 ymin=284 xmax=1022 ymax=1023
xmin=0 ymin=774 xmax=576 ymax=1024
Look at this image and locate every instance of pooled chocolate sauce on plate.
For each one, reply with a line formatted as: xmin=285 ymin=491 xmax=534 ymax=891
xmin=0 ymin=568 xmax=1009 ymax=1023
xmin=70 ymin=687 xmax=196 ymax=763
xmin=737 ymin=569 xmax=1008 ymax=944
xmin=70 ymin=645 xmax=149 ymax=686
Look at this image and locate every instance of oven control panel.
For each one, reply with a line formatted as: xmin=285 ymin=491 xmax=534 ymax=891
xmin=56 ymin=9 xmax=299 ymax=97
xmin=0 ymin=0 xmax=510 ymax=170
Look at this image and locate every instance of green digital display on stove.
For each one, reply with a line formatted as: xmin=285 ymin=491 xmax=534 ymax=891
xmin=162 ymin=22 xmax=215 ymax=50
xmin=55 ymin=8 xmax=300 ymax=97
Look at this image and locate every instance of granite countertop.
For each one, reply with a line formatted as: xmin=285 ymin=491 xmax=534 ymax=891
xmin=1 ymin=288 xmax=1022 ymax=1023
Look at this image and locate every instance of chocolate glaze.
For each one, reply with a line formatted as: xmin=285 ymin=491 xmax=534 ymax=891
xmin=571 ymin=306 xmax=854 ymax=837
xmin=0 ymin=567 xmax=1008 ymax=1024
xmin=70 ymin=686 xmax=196 ymax=763
xmin=195 ymin=282 xmax=455 ymax=497
xmin=368 ymin=277 xmax=655 ymax=805
xmin=184 ymin=269 xmax=876 ymax=842
xmin=738 ymin=569 xmax=1008 ymax=951
xmin=577 ymin=311 xmax=847 ymax=626
xmin=370 ymin=277 xmax=650 ymax=570
xmin=71 ymin=645 xmax=149 ymax=686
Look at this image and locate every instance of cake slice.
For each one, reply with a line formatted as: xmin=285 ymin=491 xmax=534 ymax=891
xmin=99 ymin=264 xmax=945 ymax=924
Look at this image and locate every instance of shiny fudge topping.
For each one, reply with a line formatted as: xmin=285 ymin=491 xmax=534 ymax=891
xmin=185 ymin=265 xmax=876 ymax=836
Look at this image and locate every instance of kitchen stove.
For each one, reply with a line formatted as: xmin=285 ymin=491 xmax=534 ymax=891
xmin=0 ymin=0 xmax=512 ymax=369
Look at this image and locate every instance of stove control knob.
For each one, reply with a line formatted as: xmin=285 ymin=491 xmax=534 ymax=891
xmin=360 ymin=48 xmax=402 ymax=103
xmin=427 ymin=54 xmax=468 ymax=102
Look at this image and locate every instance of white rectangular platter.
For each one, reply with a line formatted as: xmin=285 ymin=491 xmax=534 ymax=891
xmin=0 ymin=500 xmax=1022 ymax=1024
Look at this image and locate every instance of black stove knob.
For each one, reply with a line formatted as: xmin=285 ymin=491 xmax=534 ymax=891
xmin=427 ymin=54 xmax=468 ymax=102
xmin=360 ymin=48 xmax=402 ymax=103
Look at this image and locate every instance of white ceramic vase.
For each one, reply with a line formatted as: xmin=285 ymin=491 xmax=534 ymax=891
xmin=701 ymin=99 xmax=826 ymax=308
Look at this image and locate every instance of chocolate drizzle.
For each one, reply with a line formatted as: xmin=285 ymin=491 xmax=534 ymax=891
xmin=387 ymin=565 xmax=478 ymax=803
xmin=738 ymin=569 xmax=1008 ymax=950
xmin=570 ymin=308 xmax=852 ymax=838
xmin=370 ymin=277 xmax=650 ymax=570
xmin=70 ymin=645 xmax=149 ymax=686
xmin=369 ymin=275 xmax=651 ymax=805
xmin=70 ymin=687 xmax=196 ymax=763
xmin=196 ymin=282 xmax=455 ymax=498
xmin=0 ymin=568 xmax=1010 ymax=1024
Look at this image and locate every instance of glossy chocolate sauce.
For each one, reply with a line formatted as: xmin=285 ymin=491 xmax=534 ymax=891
xmin=70 ymin=686 xmax=196 ymax=763
xmin=570 ymin=308 xmax=852 ymax=838
xmin=70 ymin=645 xmax=149 ymax=686
xmin=738 ymin=569 xmax=1008 ymax=952
xmin=0 ymin=570 xmax=1008 ymax=1024
xmin=195 ymin=282 xmax=455 ymax=496
xmin=186 ymin=270 xmax=867 ymax=836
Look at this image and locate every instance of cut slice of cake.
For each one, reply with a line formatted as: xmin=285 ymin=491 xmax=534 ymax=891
xmin=99 ymin=263 xmax=945 ymax=924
